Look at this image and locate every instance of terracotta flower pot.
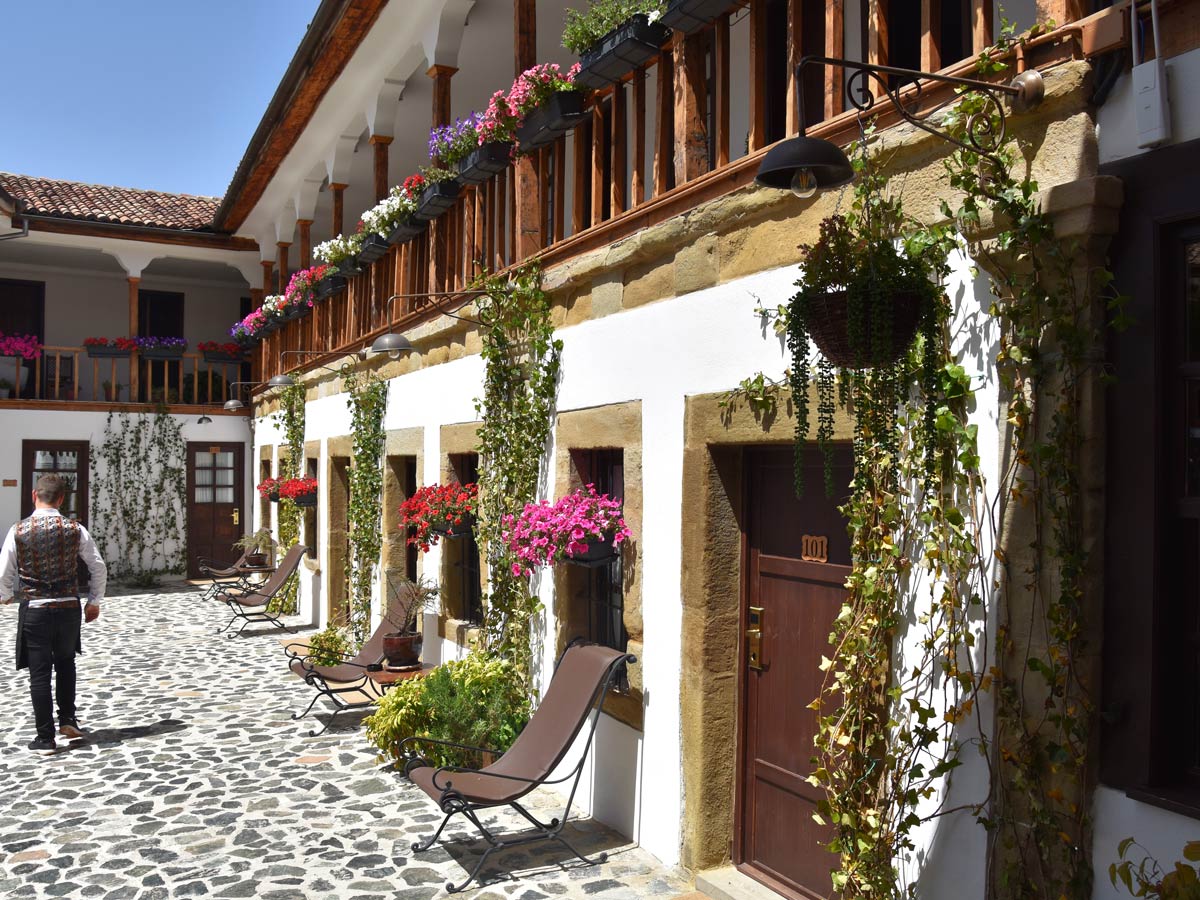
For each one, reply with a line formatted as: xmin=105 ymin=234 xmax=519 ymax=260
xmin=245 ymin=552 xmax=267 ymax=568
xmin=382 ymin=631 xmax=423 ymax=668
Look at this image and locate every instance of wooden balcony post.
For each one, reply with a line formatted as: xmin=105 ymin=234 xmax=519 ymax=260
xmin=591 ymin=100 xmax=606 ymax=228
xmin=611 ymin=82 xmax=627 ymax=216
xmin=674 ymin=31 xmax=708 ymax=185
xmin=825 ymin=1 xmax=844 ymax=119
xmin=653 ymin=49 xmax=674 ymax=196
xmin=370 ymin=135 xmax=392 ymax=203
xmin=297 ymin=220 xmax=313 ymax=269
xmin=261 ymin=260 xmax=274 ymax=295
xmin=632 ymin=68 xmax=647 ymax=204
xmin=973 ymin=0 xmax=996 ymax=52
xmin=921 ymin=0 xmax=943 ymax=72
xmin=1035 ymin=0 xmax=1082 ymax=29
xmin=869 ymin=0 xmax=889 ymax=66
xmin=127 ymin=276 xmax=140 ymax=402
xmin=513 ymin=0 xmax=542 ymax=259
xmin=573 ymin=126 xmax=588 ymax=232
xmin=330 ymin=183 xmax=347 ymax=237
xmin=277 ymin=242 xmax=290 ymax=293
xmin=715 ymin=14 xmax=730 ymax=167
xmin=749 ymin=0 xmax=768 ymax=151
xmin=428 ymin=64 xmax=457 ymax=292
xmin=785 ymin=0 xmax=802 ymax=135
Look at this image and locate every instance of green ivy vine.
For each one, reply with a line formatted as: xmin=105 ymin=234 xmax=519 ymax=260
xmin=89 ymin=410 xmax=187 ymax=584
xmin=472 ymin=263 xmax=563 ymax=695
xmin=271 ymin=381 xmax=306 ymax=615
xmin=344 ymin=368 xmax=387 ymax=646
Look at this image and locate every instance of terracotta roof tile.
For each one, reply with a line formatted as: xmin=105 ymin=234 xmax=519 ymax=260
xmin=0 ymin=173 xmax=220 ymax=231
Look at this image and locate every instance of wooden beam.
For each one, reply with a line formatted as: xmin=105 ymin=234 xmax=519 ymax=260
xmin=715 ymin=14 xmax=731 ymax=167
xmin=261 ymin=260 xmax=275 ymax=294
xmin=553 ymin=136 xmax=566 ymax=242
xmin=515 ymin=0 xmax=536 ymax=74
xmin=632 ymin=68 xmax=647 ymax=204
xmin=330 ymin=183 xmax=347 ymax=237
xmin=611 ymin=82 xmax=627 ymax=217
xmin=128 ymin=277 xmax=140 ymax=401
xmin=826 ymin=1 xmax=844 ymax=119
xmin=749 ymin=0 xmax=768 ymax=151
xmin=922 ymin=0 xmax=942 ymax=74
xmin=370 ymin=135 xmax=392 ymax=202
xmin=22 ymin=216 xmax=258 ymax=252
xmin=428 ymin=65 xmax=456 ymax=283
xmin=674 ymin=32 xmax=709 ymax=184
xmin=591 ymin=100 xmax=605 ymax=228
xmin=277 ymin=242 xmax=290 ymax=293
xmin=786 ymin=0 xmax=803 ymax=135
xmin=297 ymin=219 xmax=313 ymax=269
xmin=573 ymin=125 xmax=588 ymax=234
xmin=653 ymin=49 xmax=674 ymax=196
xmin=973 ymin=0 xmax=995 ymax=52
xmin=869 ymin=0 xmax=889 ymax=66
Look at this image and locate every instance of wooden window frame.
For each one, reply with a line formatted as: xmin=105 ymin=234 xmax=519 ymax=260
xmin=21 ymin=440 xmax=89 ymax=526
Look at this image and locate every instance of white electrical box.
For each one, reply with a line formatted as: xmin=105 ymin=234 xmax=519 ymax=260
xmin=1132 ymin=57 xmax=1172 ymax=148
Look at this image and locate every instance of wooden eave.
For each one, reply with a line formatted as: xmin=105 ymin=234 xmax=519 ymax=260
xmin=20 ymin=214 xmax=258 ymax=252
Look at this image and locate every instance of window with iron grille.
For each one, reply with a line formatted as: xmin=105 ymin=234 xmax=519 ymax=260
xmin=576 ymin=448 xmax=627 ymax=653
xmin=448 ymin=453 xmax=483 ymax=624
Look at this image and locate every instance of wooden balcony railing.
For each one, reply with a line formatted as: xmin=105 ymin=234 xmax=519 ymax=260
xmin=1 ymin=348 xmax=248 ymax=406
xmin=258 ymin=0 xmax=1090 ymax=386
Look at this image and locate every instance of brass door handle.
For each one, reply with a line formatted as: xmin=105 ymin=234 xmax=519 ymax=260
xmin=232 ymin=509 xmax=240 ymax=525
xmin=747 ymin=605 xmax=764 ymax=671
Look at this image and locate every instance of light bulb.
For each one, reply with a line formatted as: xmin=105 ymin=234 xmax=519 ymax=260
xmin=790 ymin=167 xmax=818 ymax=199
xmin=389 ymin=350 xmax=402 ymax=361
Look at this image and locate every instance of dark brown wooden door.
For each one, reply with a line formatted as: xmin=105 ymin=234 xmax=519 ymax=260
xmin=21 ymin=441 xmax=88 ymax=524
xmin=737 ymin=445 xmax=852 ymax=900
xmin=186 ymin=443 xmax=243 ymax=578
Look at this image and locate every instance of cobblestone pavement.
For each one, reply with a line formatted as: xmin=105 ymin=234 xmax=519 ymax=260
xmin=0 ymin=587 xmax=691 ymax=900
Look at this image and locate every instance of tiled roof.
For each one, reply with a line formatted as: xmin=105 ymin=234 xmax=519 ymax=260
xmin=0 ymin=173 xmax=220 ymax=231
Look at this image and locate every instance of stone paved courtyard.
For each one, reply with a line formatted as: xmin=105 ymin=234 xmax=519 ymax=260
xmin=0 ymin=587 xmax=691 ymax=900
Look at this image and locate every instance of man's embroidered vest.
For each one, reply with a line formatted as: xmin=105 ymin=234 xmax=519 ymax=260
xmin=14 ymin=515 xmax=82 ymax=600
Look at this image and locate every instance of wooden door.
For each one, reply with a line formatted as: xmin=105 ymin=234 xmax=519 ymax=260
xmin=22 ymin=440 xmax=88 ymax=524
xmin=186 ymin=443 xmax=244 ymax=578
xmin=737 ymin=445 xmax=852 ymax=900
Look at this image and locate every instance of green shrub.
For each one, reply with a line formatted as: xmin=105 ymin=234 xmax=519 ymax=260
xmin=562 ymin=0 xmax=666 ymax=55
xmin=364 ymin=652 xmax=530 ymax=769
xmin=305 ymin=624 xmax=352 ymax=667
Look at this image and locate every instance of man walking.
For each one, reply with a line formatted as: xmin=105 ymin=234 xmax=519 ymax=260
xmin=0 ymin=473 xmax=107 ymax=753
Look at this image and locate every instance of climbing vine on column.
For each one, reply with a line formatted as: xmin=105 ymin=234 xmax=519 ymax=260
xmin=271 ymin=380 xmax=306 ymax=615
xmin=344 ymin=369 xmax=387 ymax=646
xmin=473 ymin=263 xmax=562 ymax=694
xmin=89 ymin=410 xmax=187 ymax=584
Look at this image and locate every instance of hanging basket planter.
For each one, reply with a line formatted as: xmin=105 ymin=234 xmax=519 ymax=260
xmin=357 ymin=233 xmax=390 ymax=265
xmin=564 ymin=531 xmax=621 ymax=568
xmin=414 ymin=180 xmax=462 ymax=221
xmin=574 ymin=15 xmax=672 ymax=90
xmin=292 ymin=492 xmax=318 ymax=508
xmin=515 ymin=91 xmax=586 ymax=152
xmin=457 ymin=141 xmax=513 ymax=185
xmin=429 ymin=513 xmax=475 ymax=538
xmin=660 ymin=0 xmax=731 ymax=33
xmin=314 ymin=274 xmax=347 ymax=299
xmin=798 ymin=289 xmax=926 ymax=369
xmin=387 ymin=217 xmax=428 ymax=245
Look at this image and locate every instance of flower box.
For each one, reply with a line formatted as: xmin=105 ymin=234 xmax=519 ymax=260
xmin=575 ymin=15 xmax=672 ymax=90
xmin=140 ymin=346 xmax=184 ymax=361
xmin=457 ymin=141 xmax=513 ymax=185
xmin=280 ymin=304 xmax=308 ymax=323
xmin=430 ymin=513 xmax=475 ymax=538
xmin=293 ymin=492 xmax=318 ymax=508
xmin=337 ymin=257 xmax=363 ymax=277
xmin=414 ymin=180 xmax=462 ymax=222
xmin=202 ymin=350 xmax=244 ymax=364
xmin=660 ymin=0 xmax=731 ymax=34
xmin=386 ymin=217 xmax=428 ymax=245
xmin=515 ymin=91 xmax=587 ymax=152
xmin=357 ymin=233 xmax=390 ymax=265
xmin=86 ymin=345 xmax=132 ymax=359
xmin=564 ymin=531 xmax=620 ymax=567
xmin=314 ymin=274 xmax=347 ymax=299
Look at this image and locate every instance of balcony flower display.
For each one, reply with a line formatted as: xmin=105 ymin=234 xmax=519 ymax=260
xmin=429 ymin=116 xmax=483 ymax=168
xmin=502 ymin=484 xmax=631 ymax=576
xmin=413 ymin=166 xmax=461 ymax=222
xmin=283 ymin=264 xmax=333 ymax=309
xmin=0 ymin=332 xmax=42 ymax=360
xmin=507 ymin=62 xmax=585 ymax=151
xmin=360 ymin=185 xmax=420 ymax=240
xmin=278 ymin=476 xmax=318 ymax=507
xmin=436 ymin=114 xmax=515 ymax=185
xmin=84 ymin=336 xmax=137 ymax=358
xmin=230 ymin=308 xmax=269 ymax=346
xmin=563 ymin=0 xmax=670 ymax=90
xmin=197 ymin=341 xmax=244 ymax=363
xmin=398 ymin=482 xmax=479 ymax=553
xmin=133 ymin=336 xmax=187 ymax=359
xmin=314 ymin=231 xmax=365 ymax=268
xmin=257 ymin=477 xmax=280 ymax=501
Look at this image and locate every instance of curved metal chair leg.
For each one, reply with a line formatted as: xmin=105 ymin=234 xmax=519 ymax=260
xmin=510 ymin=801 xmax=559 ymax=831
xmin=446 ymin=845 xmax=500 ymax=894
xmin=291 ymin=692 xmax=323 ymax=722
xmin=412 ymin=811 xmax=455 ymax=853
xmin=552 ymin=833 xmax=608 ymax=867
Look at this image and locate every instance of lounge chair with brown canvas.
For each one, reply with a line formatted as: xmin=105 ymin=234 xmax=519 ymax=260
xmin=197 ymin=550 xmax=250 ymax=600
xmin=400 ymin=641 xmax=635 ymax=893
xmin=284 ymin=621 xmax=390 ymax=736
xmin=212 ymin=544 xmax=307 ymax=636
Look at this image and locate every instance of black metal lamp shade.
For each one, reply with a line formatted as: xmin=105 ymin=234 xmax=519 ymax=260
xmin=369 ymin=333 xmax=416 ymax=357
xmin=754 ymin=135 xmax=855 ymax=193
xmin=223 ymin=398 xmax=245 ymax=411
xmin=267 ymin=374 xmax=295 ymax=388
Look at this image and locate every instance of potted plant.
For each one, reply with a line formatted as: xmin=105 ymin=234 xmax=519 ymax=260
xmin=136 ymin=335 xmax=187 ymax=360
xmin=398 ymin=482 xmax=479 ymax=553
xmin=279 ymin=476 xmax=318 ymax=508
xmin=84 ymin=336 xmax=136 ymax=358
xmin=503 ymin=484 xmax=631 ymax=576
xmin=283 ymin=264 xmax=334 ymax=310
xmin=508 ymin=62 xmax=586 ymax=152
xmin=198 ymin=341 xmax=245 ymax=364
xmin=564 ymin=0 xmax=671 ymax=90
xmin=412 ymin=167 xmax=462 ymax=222
xmin=257 ymin=477 xmax=281 ymax=503
xmin=233 ymin=528 xmax=278 ymax=568
xmin=101 ymin=381 xmax=124 ymax=401
xmin=659 ymin=0 xmax=731 ymax=34
xmin=380 ymin=575 xmax=440 ymax=668
xmin=431 ymin=115 xmax=513 ymax=186
xmin=314 ymin=232 xmax=365 ymax=276
xmin=0 ymin=378 xmax=10 ymax=399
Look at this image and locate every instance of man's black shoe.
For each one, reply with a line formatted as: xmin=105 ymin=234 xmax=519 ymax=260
xmin=59 ymin=721 xmax=88 ymax=740
xmin=27 ymin=738 xmax=56 ymax=754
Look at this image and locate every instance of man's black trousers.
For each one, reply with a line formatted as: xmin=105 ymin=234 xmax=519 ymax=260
xmin=23 ymin=605 xmax=81 ymax=741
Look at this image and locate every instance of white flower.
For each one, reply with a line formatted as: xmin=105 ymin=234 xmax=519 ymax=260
xmin=314 ymin=233 xmax=364 ymax=264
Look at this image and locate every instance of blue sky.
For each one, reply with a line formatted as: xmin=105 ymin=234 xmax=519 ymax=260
xmin=4 ymin=0 xmax=322 ymax=198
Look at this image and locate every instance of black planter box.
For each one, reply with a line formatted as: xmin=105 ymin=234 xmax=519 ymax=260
xmin=660 ymin=0 xmax=731 ymax=33
xmin=293 ymin=493 xmax=317 ymax=508
xmin=386 ymin=218 xmax=428 ymax=245
xmin=357 ymin=233 xmax=390 ymax=264
xmin=258 ymin=320 xmax=280 ymax=337
xmin=414 ymin=180 xmax=462 ymax=222
xmin=139 ymin=346 xmax=185 ymax=361
xmin=337 ymin=257 xmax=363 ymax=277
xmin=457 ymin=141 xmax=513 ymax=185
xmin=314 ymin=274 xmax=347 ymax=299
xmin=516 ymin=91 xmax=587 ymax=152
xmin=233 ymin=334 xmax=256 ymax=349
xmin=202 ymin=350 xmax=244 ymax=364
xmin=575 ymin=14 xmax=672 ymax=90
xmin=430 ymin=513 xmax=474 ymax=538
xmin=564 ymin=532 xmax=620 ymax=568
xmin=86 ymin=345 xmax=131 ymax=359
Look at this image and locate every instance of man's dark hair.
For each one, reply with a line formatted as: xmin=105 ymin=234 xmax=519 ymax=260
xmin=34 ymin=474 xmax=67 ymax=505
